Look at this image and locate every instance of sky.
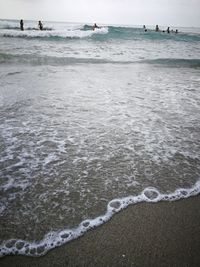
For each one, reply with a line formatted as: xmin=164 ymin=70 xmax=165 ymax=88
xmin=0 ymin=0 xmax=200 ymax=27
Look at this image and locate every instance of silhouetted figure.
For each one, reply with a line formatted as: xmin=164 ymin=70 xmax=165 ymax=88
xmin=92 ymin=23 xmax=100 ymax=30
xmin=167 ymin=27 xmax=170 ymax=33
xmin=38 ymin=21 xmax=43 ymax=31
xmin=175 ymin=29 xmax=178 ymax=34
xmin=20 ymin=19 xmax=24 ymax=31
xmin=155 ymin=25 xmax=159 ymax=32
xmin=143 ymin=25 xmax=147 ymax=31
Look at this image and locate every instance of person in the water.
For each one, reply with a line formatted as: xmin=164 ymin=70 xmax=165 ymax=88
xmin=20 ymin=19 xmax=24 ymax=31
xmin=38 ymin=20 xmax=43 ymax=31
xmin=167 ymin=27 xmax=170 ymax=33
xmin=155 ymin=25 xmax=159 ymax=32
xmin=143 ymin=25 xmax=147 ymax=32
xmin=92 ymin=23 xmax=100 ymax=30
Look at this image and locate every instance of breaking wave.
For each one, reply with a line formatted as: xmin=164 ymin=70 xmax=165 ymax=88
xmin=0 ymin=27 xmax=108 ymax=39
xmin=0 ymin=21 xmax=200 ymax=42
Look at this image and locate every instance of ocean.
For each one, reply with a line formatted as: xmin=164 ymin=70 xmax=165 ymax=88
xmin=0 ymin=19 xmax=200 ymax=257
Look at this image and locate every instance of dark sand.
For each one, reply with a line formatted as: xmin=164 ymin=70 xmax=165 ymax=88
xmin=1 ymin=195 xmax=200 ymax=267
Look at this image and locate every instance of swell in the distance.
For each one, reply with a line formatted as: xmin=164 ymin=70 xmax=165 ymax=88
xmin=1 ymin=53 xmax=200 ymax=68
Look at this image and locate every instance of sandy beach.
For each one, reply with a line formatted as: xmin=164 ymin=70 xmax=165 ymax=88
xmin=1 ymin=195 xmax=200 ymax=267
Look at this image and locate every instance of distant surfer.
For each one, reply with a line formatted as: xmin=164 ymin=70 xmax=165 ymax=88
xmin=143 ymin=25 xmax=147 ymax=32
xmin=92 ymin=23 xmax=100 ymax=31
xmin=20 ymin=19 xmax=24 ymax=31
xmin=155 ymin=25 xmax=159 ymax=32
xmin=167 ymin=27 xmax=170 ymax=33
xmin=38 ymin=20 xmax=43 ymax=31
xmin=175 ymin=29 xmax=178 ymax=34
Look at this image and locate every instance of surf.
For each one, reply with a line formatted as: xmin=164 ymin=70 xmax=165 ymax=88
xmin=0 ymin=20 xmax=200 ymax=42
xmin=1 ymin=19 xmax=200 ymax=260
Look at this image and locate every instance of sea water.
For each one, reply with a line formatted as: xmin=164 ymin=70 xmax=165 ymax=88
xmin=0 ymin=19 xmax=200 ymax=257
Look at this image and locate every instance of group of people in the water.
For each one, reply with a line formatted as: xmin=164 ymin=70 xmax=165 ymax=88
xmin=20 ymin=19 xmax=43 ymax=31
xmin=19 ymin=20 xmax=178 ymax=34
xmin=20 ymin=19 xmax=101 ymax=31
xmin=143 ymin=24 xmax=178 ymax=34
xmin=20 ymin=20 xmax=100 ymax=31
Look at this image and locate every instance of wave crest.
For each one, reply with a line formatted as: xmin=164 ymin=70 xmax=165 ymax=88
xmin=1 ymin=22 xmax=200 ymax=42
xmin=0 ymin=27 xmax=108 ymax=39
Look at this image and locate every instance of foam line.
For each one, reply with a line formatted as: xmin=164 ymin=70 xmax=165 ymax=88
xmin=0 ymin=180 xmax=200 ymax=258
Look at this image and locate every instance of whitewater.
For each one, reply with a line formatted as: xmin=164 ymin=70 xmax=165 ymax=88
xmin=0 ymin=19 xmax=200 ymax=257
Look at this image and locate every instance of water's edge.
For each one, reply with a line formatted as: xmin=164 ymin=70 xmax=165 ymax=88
xmin=1 ymin=180 xmax=200 ymax=258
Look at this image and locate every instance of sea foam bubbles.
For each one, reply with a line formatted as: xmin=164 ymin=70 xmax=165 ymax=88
xmin=0 ymin=180 xmax=199 ymax=258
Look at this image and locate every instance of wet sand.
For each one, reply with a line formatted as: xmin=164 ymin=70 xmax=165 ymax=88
xmin=1 ymin=195 xmax=200 ymax=267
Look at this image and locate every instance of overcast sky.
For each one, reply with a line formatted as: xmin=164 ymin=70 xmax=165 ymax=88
xmin=0 ymin=0 xmax=200 ymax=27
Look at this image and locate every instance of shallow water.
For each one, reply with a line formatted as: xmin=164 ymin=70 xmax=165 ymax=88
xmin=0 ymin=19 xmax=200 ymax=257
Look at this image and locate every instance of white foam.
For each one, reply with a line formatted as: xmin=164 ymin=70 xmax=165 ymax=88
xmin=44 ymin=153 xmax=59 ymax=165
xmin=0 ymin=179 xmax=200 ymax=258
xmin=0 ymin=202 xmax=7 ymax=215
xmin=0 ymin=27 xmax=108 ymax=39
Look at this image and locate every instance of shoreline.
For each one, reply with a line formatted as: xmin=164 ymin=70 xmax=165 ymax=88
xmin=1 ymin=195 xmax=200 ymax=267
